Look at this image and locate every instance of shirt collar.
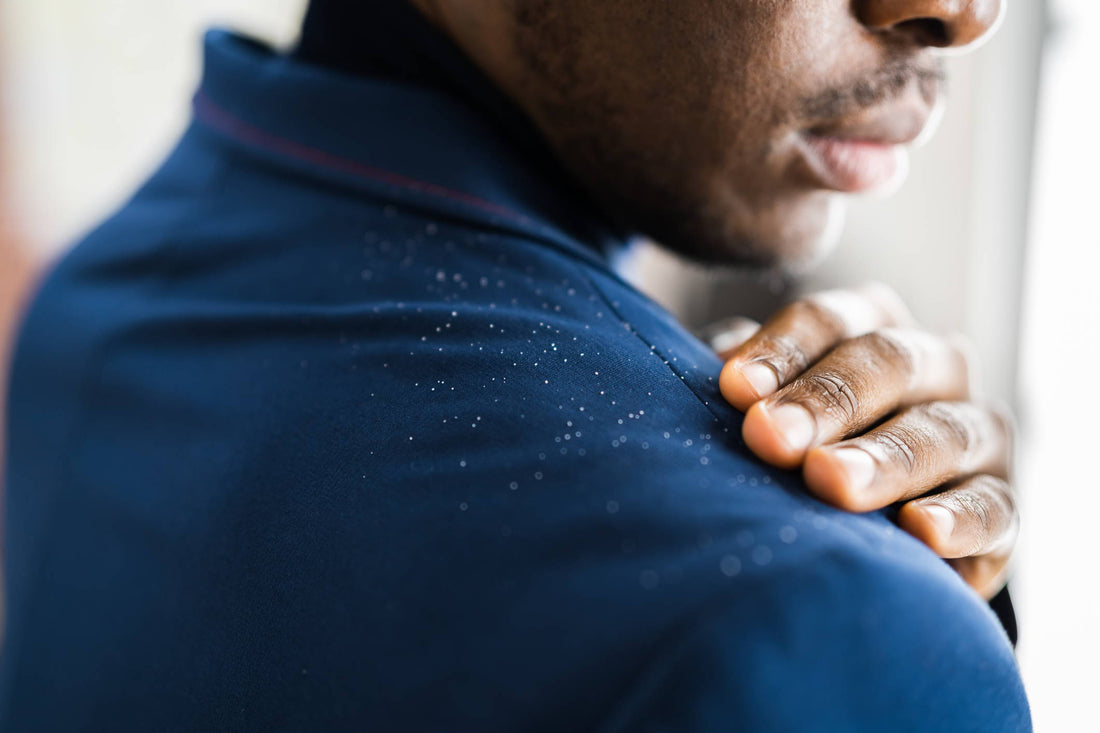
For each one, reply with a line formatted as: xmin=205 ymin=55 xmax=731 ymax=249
xmin=294 ymin=0 xmax=524 ymax=139
xmin=192 ymin=28 xmax=627 ymax=270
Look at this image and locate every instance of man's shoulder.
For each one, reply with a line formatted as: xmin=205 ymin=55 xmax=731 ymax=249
xmin=7 ymin=181 xmax=1028 ymax=731
xmin=593 ymin=540 xmax=1030 ymax=732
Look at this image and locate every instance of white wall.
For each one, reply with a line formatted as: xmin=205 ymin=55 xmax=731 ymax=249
xmin=0 ymin=0 xmax=307 ymax=254
xmin=1015 ymin=1 xmax=1100 ymax=729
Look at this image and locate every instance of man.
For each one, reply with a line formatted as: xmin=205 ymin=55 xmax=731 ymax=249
xmin=0 ymin=1 xmax=1027 ymax=730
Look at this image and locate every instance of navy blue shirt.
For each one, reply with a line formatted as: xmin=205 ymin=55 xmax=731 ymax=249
xmin=1 ymin=20 xmax=1029 ymax=733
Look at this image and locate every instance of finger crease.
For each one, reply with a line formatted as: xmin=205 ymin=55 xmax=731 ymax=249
xmin=805 ymin=371 xmax=860 ymax=424
xmin=875 ymin=429 xmax=918 ymax=474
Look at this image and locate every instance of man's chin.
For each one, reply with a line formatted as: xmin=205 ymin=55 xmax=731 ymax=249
xmin=647 ymin=193 xmax=846 ymax=276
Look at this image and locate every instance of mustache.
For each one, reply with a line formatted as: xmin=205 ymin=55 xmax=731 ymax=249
xmin=798 ymin=58 xmax=945 ymax=122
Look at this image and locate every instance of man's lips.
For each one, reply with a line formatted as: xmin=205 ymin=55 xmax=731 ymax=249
xmin=797 ymin=136 xmax=906 ymax=194
xmin=796 ymin=99 xmax=934 ymax=194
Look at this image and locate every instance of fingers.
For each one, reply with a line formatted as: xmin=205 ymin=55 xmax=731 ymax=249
xmin=899 ymin=475 xmax=1017 ymax=559
xmin=802 ymin=401 xmax=1011 ymax=512
xmin=713 ymin=286 xmax=1016 ymax=601
xmin=696 ymin=317 xmax=761 ymax=360
xmin=719 ymin=283 xmax=914 ymax=411
xmin=898 ymin=475 xmax=1018 ymax=599
xmin=742 ymin=329 xmax=971 ymax=468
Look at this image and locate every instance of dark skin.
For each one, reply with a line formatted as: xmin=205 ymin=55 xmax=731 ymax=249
xmin=714 ymin=285 xmax=1015 ymax=599
xmin=409 ymin=0 xmax=1012 ymax=599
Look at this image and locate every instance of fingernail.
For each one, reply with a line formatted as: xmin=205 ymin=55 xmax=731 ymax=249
xmin=766 ymin=403 xmax=815 ymax=453
xmin=830 ymin=448 xmax=876 ymax=493
xmin=924 ymin=504 xmax=955 ymax=540
xmin=739 ymin=362 xmax=780 ymax=399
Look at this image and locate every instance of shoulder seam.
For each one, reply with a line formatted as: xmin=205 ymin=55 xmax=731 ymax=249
xmin=575 ymin=264 xmax=733 ymax=425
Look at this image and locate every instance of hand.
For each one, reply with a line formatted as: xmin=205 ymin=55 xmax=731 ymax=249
xmin=709 ymin=284 xmax=1017 ymax=600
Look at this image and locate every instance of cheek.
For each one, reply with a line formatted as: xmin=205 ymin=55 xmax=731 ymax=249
xmin=508 ymin=0 xmax=858 ymax=265
xmin=635 ymin=5 xmax=840 ymax=175
xmin=516 ymin=0 xmax=833 ymax=142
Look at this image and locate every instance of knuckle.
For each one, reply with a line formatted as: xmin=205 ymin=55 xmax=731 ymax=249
xmin=974 ymin=474 xmax=1016 ymax=516
xmin=866 ymin=424 xmax=923 ymax=474
xmin=853 ymin=329 xmax=917 ymax=377
xmin=956 ymin=487 xmax=994 ymax=529
xmin=948 ymin=475 xmax=1016 ymax=555
xmin=800 ymin=370 xmax=862 ymax=425
xmin=917 ymin=402 xmax=981 ymax=458
xmin=752 ymin=332 xmax=811 ymax=378
xmin=954 ymin=491 xmax=995 ymax=553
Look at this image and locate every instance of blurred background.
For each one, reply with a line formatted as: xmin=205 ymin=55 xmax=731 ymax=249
xmin=0 ymin=0 xmax=1096 ymax=728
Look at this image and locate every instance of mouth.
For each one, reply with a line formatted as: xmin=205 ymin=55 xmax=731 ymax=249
xmin=795 ymin=92 xmax=938 ymax=194
xmin=796 ymin=136 xmax=906 ymax=194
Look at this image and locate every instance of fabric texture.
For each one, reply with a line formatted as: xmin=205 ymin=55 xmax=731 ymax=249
xmin=0 ymin=21 xmax=1030 ymax=733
